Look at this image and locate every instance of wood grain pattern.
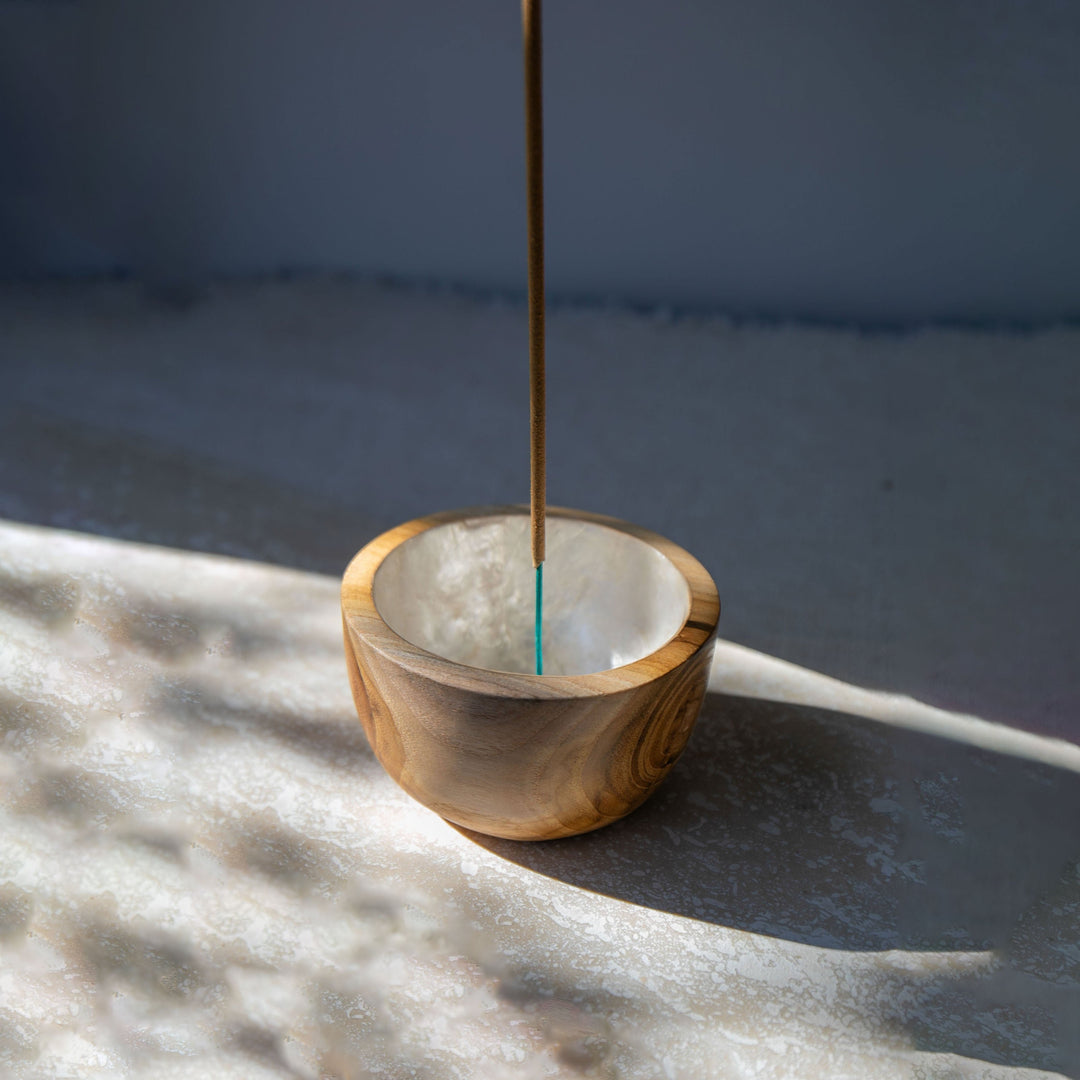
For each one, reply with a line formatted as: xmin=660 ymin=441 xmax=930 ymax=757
xmin=341 ymin=506 xmax=719 ymax=840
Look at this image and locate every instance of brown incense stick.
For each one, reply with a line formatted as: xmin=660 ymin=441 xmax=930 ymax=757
xmin=523 ymin=0 xmax=545 ymax=571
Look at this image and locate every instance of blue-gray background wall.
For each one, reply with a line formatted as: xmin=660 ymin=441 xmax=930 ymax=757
xmin=3 ymin=0 xmax=1080 ymax=324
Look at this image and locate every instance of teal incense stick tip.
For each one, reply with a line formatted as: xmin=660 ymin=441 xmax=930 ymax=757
xmin=535 ymin=562 xmax=544 ymax=675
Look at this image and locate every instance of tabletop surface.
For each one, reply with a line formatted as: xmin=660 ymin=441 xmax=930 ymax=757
xmin=1 ymin=281 xmax=1077 ymax=1077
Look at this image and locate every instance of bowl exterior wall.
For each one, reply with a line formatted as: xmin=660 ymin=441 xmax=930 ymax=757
xmin=343 ymin=621 xmax=715 ymax=840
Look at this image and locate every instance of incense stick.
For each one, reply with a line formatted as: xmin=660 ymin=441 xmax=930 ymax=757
xmin=534 ymin=561 xmax=544 ymax=675
xmin=523 ymin=0 xmax=545 ymax=674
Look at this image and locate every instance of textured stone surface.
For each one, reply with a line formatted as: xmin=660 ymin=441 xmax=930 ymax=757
xmin=2 ymin=520 xmax=1078 ymax=1078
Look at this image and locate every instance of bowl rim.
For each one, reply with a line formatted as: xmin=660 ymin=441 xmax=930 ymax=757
xmin=341 ymin=505 xmax=720 ymax=698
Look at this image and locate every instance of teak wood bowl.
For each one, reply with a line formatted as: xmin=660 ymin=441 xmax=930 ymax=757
xmin=341 ymin=506 xmax=720 ymax=841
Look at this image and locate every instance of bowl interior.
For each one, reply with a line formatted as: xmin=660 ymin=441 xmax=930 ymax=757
xmin=372 ymin=515 xmax=691 ymax=676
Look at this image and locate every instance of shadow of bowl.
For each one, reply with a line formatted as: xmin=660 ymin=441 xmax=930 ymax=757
xmin=466 ymin=691 xmax=1080 ymax=954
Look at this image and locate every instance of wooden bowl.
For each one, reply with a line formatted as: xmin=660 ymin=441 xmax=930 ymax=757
xmin=341 ymin=506 xmax=719 ymax=840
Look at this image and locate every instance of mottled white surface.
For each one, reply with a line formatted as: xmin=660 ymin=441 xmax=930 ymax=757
xmin=2 ymin=521 xmax=1077 ymax=1078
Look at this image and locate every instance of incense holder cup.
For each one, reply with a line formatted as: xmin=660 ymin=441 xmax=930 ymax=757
xmin=341 ymin=506 xmax=720 ymax=841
